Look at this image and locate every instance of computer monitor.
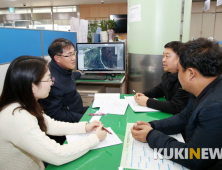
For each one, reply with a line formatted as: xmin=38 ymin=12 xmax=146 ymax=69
xmin=110 ymin=14 xmax=127 ymax=33
xmin=76 ymin=42 xmax=125 ymax=73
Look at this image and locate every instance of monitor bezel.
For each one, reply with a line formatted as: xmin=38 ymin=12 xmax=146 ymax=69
xmin=76 ymin=42 xmax=125 ymax=73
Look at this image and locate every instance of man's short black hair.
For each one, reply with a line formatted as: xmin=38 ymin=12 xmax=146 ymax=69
xmin=48 ymin=38 xmax=75 ymax=60
xmin=164 ymin=41 xmax=183 ymax=54
xmin=178 ymin=37 xmax=222 ymax=77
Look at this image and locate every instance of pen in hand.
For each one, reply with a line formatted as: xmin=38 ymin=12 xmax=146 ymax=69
xmin=133 ymin=90 xmax=136 ymax=94
xmin=102 ymin=127 xmax=112 ymax=135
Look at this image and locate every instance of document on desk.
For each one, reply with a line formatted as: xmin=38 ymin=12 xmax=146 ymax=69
xmin=124 ymin=96 xmax=159 ymax=112
xmin=119 ymin=123 xmax=189 ymax=170
xmin=98 ymin=98 xmax=128 ymax=115
xmin=92 ymin=93 xmax=120 ymax=108
xmin=89 ymin=116 xmax=101 ymax=122
xmin=66 ymin=127 xmax=122 ymax=150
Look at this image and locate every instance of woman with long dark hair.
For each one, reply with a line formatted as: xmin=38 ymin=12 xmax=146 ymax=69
xmin=0 ymin=56 xmax=107 ymax=170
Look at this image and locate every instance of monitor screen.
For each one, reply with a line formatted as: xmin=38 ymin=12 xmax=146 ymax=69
xmin=110 ymin=14 xmax=127 ymax=33
xmin=76 ymin=42 xmax=125 ymax=73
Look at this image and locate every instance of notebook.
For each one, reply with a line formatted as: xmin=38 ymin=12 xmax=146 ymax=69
xmin=119 ymin=123 xmax=188 ymax=170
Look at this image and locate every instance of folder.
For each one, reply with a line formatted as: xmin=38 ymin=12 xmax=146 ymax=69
xmin=92 ymin=33 xmax=100 ymax=43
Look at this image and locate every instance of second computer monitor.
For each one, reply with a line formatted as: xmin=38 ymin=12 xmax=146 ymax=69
xmin=76 ymin=42 xmax=125 ymax=73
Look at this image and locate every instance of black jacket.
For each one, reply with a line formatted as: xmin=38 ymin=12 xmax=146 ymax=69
xmin=39 ymin=60 xmax=83 ymax=123
xmin=144 ymin=72 xmax=189 ymax=114
xmin=147 ymin=75 xmax=222 ymax=170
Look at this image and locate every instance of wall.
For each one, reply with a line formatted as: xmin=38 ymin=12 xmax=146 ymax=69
xmin=79 ymin=3 xmax=127 ymax=40
xmin=127 ymin=0 xmax=183 ymax=93
xmin=190 ymin=1 xmax=222 ymax=41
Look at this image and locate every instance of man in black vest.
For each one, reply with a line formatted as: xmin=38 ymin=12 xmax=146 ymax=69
xmin=135 ymin=41 xmax=189 ymax=114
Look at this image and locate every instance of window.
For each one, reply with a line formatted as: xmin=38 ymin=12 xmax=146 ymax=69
xmin=33 ymin=20 xmax=53 ymax=30
xmin=33 ymin=7 xmax=51 ymax=13
xmin=0 ymin=9 xmax=10 ymax=14
xmin=15 ymin=20 xmax=31 ymax=28
xmin=15 ymin=8 xmax=31 ymax=14
xmin=0 ymin=6 xmax=79 ymax=31
xmin=4 ymin=22 xmax=14 ymax=27
xmin=53 ymin=6 xmax=76 ymax=13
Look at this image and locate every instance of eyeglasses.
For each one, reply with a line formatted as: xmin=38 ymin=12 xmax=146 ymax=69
xmin=57 ymin=51 xmax=77 ymax=58
xmin=40 ymin=77 xmax=55 ymax=86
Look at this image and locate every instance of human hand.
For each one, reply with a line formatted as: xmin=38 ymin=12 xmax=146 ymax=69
xmin=134 ymin=93 xmax=145 ymax=100
xmin=95 ymin=124 xmax=107 ymax=141
xmin=135 ymin=96 xmax=149 ymax=106
xmin=85 ymin=120 xmax=101 ymax=132
xmin=76 ymin=70 xmax=82 ymax=74
xmin=131 ymin=124 xmax=153 ymax=143
xmin=136 ymin=121 xmax=151 ymax=126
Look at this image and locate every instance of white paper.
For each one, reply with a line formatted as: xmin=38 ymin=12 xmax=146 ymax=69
xmin=92 ymin=98 xmax=105 ymax=108
xmin=78 ymin=19 xmax=88 ymax=43
xmin=70 ymin=17 xmax=79 ymax=32
xmin=89 ymin=116 xmax=102 ymax=122
xmin=169 ymin=133 xmax=185 ymax=143
xmin=99 ymin=98 xmax=128 ymax=115
xmin=95 ymin=93 xmax=120 ymax=99
xmin=66 ymin=127 xmax=122 ymax=150
xmin=124 ymin=96 xmax=159 ymax=112
xmin=204 ymin=0 xmax=211 ymax=11
xmin=120 ymin=123 xmax=188 ymax=170
xmin=92 ymin=93 xmax=120 ymax=108
xmin=129 ymin=4 xmax=141 ymax=23
xmin=217 ymin=0 xmax=222 ymax=6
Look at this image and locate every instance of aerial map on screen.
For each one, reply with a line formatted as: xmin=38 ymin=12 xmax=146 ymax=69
xmin=77 ymin=43 xmax=125 ymax=72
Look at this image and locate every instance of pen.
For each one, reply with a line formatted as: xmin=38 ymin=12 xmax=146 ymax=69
xmin=133 ymin=89 xmax=136 ymax=94
xmin=89 ymin=113 xmax=105 ymax=116
xmin=102 ymin=127 xmax=112 ymax=135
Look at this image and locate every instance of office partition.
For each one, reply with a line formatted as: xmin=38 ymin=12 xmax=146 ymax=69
xmin=0 ymin=27 xmax=77 ymax=93
xmin=42 ymin=30 xmax=77 ymax=55
xmin=0 ymin=28 xmax=42 ymax=64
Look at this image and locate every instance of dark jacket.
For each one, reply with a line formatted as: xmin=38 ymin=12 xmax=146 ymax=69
xmin=147 ymin=75 xmax=222 ymax=170
xmin=39 ymin=60 xmax=83 ymax=123
xmin=144 ymin=72 xmax=189 ymax=114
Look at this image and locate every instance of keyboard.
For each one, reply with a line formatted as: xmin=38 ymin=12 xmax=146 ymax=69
xmin=78 ymin=75 xmax=107 ymax=80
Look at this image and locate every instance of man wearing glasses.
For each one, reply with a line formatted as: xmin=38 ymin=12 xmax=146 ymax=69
xmin=39 ymin=38 xmax=83 ymax=144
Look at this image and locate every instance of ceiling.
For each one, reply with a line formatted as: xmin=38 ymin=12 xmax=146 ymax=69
xmin=0 ymin=0 xmax=127 ymax=8
xmin=0 ymin=0 xmax=216 ymax=8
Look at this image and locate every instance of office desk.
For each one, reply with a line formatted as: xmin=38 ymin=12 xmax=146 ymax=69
xmin=46 ymin=95 xmax=172 ymax=170
xmin=76 ymin=74 xmax=126 ymax=94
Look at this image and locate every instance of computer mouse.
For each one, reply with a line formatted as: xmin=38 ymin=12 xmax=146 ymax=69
xmin=109 ymin=77 xmax=113 ymax=81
